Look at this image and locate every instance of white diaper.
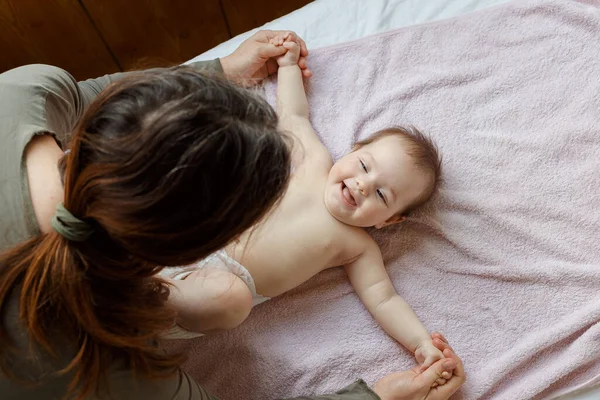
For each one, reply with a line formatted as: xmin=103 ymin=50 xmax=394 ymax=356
xmin=160 ymin=249 xmax=270 ymax=339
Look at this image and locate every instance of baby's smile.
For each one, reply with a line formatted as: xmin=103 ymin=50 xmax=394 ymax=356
xmin=341 ymin=181 xmax=357 ymax=207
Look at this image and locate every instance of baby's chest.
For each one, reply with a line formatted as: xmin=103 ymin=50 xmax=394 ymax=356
xmin=241 ymin=215 xmax=345 ymax=293
xmin=250 ymin=213 xmax=340 ymax=267
xmin=258 ymin=191 xmax=363 ymax=266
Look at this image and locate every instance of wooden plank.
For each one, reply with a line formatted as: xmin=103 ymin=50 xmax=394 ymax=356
xmin=221 ymin=0 xmax=313 ymax=36
xmin=0 ymin=0 xmax=120 ymax=80
xmin=81 ymin=0 xmax=230 ymax=71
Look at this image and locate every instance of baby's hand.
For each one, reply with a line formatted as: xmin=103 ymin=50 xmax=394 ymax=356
xmin=270 ymin=32 xmax=301 ymax=67
xmin=415 ymin=339 xmax=444 ymax=367
xmin=415 ymin=339 xmax=452 ymax=387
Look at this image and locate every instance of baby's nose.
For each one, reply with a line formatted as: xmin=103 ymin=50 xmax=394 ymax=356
xmin=356 ymin=179 xmax=368 ymax=196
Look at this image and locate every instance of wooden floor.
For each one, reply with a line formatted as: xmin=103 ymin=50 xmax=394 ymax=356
xmin=0 ymin=0 xmax=312 ymax=80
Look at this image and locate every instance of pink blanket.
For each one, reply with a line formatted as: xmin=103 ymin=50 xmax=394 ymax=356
xmin=168 ymin=1 xmax=600 ymax=398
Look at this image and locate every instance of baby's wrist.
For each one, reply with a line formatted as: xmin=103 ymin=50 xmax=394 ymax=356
xmin=278 ymin=63 xmax=300 ymax=70
xmin=413 ymin=338 xmax=434 ymax=351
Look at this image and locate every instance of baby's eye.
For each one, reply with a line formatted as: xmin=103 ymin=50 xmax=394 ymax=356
xmin=360 ymin=160 xmax=368 ymax=172
xmin=376 ymin=189 xmax=387 ymax=205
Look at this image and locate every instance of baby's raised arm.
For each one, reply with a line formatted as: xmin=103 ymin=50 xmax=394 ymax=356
xmin=345 ymin=239 xmax=445 ymax=369
xmin=273 ymin=33 xmax=330 ymax=164
xmin=274 ymin=33 xmax=308 ymax=120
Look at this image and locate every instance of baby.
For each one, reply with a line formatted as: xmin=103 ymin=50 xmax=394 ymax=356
xmin=164 ymin=33 xmax=444 ymax=371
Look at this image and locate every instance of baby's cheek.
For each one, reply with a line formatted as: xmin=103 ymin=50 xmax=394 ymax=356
xmin=339 ymin=160 xmax=355 ymax=175
xmin=361 ymin=202 xmax=382 ymax=224
xmin=374 ymin=205 xmax=395 ymax=225
xmin=328 ymin=164 xmax=344 ymax=181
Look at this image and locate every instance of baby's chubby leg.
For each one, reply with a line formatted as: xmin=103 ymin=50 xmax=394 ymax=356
xmin=165 ymin=267 xmax=253 ymax=334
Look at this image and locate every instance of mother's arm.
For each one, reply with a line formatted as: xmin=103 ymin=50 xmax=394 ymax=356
xmin=4 ymin=29 xmax=305 ymax=148
xmin=0 ymin=59 xmax=223 ymax=152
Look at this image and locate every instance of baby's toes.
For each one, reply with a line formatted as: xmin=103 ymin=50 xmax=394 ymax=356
xmin=436 ymin=378 xmax=447 ymax=386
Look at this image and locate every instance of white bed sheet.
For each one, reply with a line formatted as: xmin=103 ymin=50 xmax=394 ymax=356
xmin=187 ymin=1 xmax=600 ymax=398
xmin=188 ymin=0 xmax=513 ymax=62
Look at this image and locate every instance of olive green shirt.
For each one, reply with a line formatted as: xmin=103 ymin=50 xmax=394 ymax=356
xmin=0 ymin=63 xmax=380 ymax=400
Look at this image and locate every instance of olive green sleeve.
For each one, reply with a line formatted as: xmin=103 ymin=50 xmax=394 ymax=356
xmin=97 ymin=374 xmax=378 ymax=400
xmin=280 ymin=380 xmax=381 ymax=400
xmin=0 ymin=59 xmax=223 ymax=148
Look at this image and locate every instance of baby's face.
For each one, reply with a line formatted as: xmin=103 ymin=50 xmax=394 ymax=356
xmin=324 ymin=135 xmax=430 ymax=228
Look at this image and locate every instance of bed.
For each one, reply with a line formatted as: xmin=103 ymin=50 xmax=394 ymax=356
xmin=181 ymin=1 xmax=600 ymax=399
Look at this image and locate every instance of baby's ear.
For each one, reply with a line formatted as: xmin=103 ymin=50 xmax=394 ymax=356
xmin=375 ymin=214 xmax=406 ymax=229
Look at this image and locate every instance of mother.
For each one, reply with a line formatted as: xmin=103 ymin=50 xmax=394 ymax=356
xmin=0 ymin=31 xmax=463 ymax=399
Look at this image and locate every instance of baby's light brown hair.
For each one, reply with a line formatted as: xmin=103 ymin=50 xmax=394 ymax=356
xmin=354 ymin=126 xmax=442 ymax=216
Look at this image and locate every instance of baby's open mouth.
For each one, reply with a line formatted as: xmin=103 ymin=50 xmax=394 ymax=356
xmin=341 ymin=182 xmax=357 ymax=207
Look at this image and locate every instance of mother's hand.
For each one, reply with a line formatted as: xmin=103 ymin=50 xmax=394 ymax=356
xmin=220 ymin=30 xmax=312 ymax=86
xmin=372 ymin=332 xmax=465 ymax=400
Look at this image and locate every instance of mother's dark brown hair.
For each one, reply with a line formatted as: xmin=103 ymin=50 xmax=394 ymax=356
xmin=0 ymin=68 xmax=291 ymax=398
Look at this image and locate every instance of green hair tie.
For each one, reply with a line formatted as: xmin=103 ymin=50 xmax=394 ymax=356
xmin=50 ymin=203 xmax=95 ymax=242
